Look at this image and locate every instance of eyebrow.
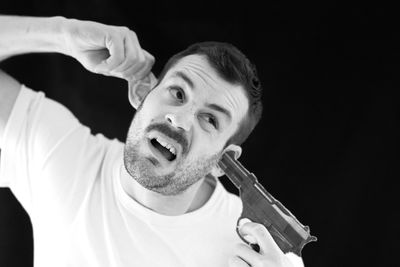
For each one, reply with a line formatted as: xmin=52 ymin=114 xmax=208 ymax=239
xmin=206 ymin=103 xmax=232 ymax=121
xmin=173 ymin=71 xmax=194 ymax=89
xmin=173 ymin=70 xmax=232 ymax=121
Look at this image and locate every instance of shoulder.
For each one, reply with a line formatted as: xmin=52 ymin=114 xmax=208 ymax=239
xmin=0 ymin=69 xmax=21 ymax=89
xmin=0 ymin=70 xmax=22 ymax=147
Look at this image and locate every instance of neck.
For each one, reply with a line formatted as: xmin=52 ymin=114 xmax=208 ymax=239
xmin=120 ymin=166 xmax=215 ymax=216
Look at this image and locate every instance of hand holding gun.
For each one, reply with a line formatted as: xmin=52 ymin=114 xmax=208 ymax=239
xmin=218 ymin=151 xmax=317 ymax=257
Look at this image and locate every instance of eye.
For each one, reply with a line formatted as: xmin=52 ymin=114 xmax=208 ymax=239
xmin=169 ymin=86 xmax=185 ymax=102
xmin=203 ymin=114 xmax=218 ymax=129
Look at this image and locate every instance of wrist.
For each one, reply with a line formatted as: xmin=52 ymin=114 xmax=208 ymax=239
xmin=38 ymin=16 xmax=69 ymax=54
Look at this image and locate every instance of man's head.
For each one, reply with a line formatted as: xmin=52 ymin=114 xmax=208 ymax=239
xmin=124 ymin=42 xmax=263 ymax=196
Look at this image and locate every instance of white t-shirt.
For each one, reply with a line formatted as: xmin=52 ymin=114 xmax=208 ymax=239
xmin=0 ymin=86 xmax=303 ymax=267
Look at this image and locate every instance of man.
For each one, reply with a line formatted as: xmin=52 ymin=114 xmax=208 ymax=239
xmin=0 ymin=15 xmax=304 ymax=266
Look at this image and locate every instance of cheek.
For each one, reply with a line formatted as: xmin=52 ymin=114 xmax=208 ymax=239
xmin=189 ymin=135 xmax=223 ymax=159
xmin=139 ymin=100 xmax=164 ymax=123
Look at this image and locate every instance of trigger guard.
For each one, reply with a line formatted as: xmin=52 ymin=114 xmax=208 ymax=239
xmin=236 ymin=217 xmax=260 ymax=253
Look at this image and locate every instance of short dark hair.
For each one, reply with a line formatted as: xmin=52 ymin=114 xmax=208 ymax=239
xmin=157 ymin=41 xmax=263 ymax=147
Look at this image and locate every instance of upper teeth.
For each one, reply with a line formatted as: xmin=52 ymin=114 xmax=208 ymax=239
xmin=156 ymin=137 xmax=177 ymax=156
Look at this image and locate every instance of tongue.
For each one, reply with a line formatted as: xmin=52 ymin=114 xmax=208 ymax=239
xmin=151 ymin=139 xmax=175 ymax=161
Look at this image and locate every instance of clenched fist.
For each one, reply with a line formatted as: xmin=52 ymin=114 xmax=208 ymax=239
xmin=60 ymin=18 xmax=154 ymax=80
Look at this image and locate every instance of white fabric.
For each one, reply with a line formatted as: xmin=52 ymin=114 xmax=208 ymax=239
xmin=0 ymin=85 xmax=303 ymax=267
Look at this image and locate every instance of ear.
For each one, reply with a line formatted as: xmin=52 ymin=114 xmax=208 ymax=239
xmin=128 ymin=72 xmax=158 ymax=109
xmin=210 ymin=144 xmax=242 ymax=178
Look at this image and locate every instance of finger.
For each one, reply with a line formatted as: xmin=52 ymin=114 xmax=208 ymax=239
xmin=96 ymin=32 xmax=126 ymax=73
xmin=122 ymin=48 xmax=155 ymax=81
xmin=242 ymin=234 xmax=257 ymax=246
xmin=238 ymin=220 xmax=283 ymax=258
xmin=238 ymin=218 xmax=257 ymax=245
xmin=233 ymin=243 xmax=263 ymax=267
xmin=228 ymin=256 xmax=250 ymax=267
xmin=117 ymin=31 xmax=146 ymax=77
xmin=148 ymin=72 xmax=158 ymax=88
xmin=113 ymin=31 xmax=145 ymax=75
xmin=135 ymin=50 xmax=155 ymax=80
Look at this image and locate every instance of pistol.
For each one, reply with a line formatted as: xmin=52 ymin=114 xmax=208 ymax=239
xmin=218 ymin=151 xmax=317 ymax=256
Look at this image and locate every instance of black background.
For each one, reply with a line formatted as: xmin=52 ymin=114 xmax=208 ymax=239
xmin=1 ymin=1 xmax=399 ymax=266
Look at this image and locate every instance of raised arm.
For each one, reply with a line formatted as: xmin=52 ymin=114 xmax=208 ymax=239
xmin=0 ymin=70 xmax=21 ymax=148
xmin=0 ymin=15 xmax=155 ymax=148
xmin=0 ymin=16 xmax=63 ymax=147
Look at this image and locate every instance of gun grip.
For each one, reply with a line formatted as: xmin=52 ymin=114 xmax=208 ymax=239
xmin=236 ymin=217 xmax=260 ymax=253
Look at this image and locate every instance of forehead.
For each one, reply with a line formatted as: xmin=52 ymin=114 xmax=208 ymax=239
xmin=163 ymin=54 xmax=249 ymax=125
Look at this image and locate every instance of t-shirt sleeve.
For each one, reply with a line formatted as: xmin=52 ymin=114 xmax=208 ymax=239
xmin=0 ymin=85 xmax=109 ymax=218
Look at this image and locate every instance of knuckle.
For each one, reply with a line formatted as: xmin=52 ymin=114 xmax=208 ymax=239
xmin=129 ymin=30 xmax=138 ymax=41
xmin=147 ymin=60 xmax=155 ymax=70
xmin=148 ymin=55 xmax=155 ymax=65
xmin=140 ymin=56 xmax=148 ymax=65
xmin=112 ymin=27 xmax=129 ymax=39
xmin=120 ymin=26 xmax=130 ymax=32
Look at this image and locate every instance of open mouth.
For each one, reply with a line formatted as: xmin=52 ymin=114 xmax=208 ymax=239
xmin=150 ymin=138 xmax=177 ymax=161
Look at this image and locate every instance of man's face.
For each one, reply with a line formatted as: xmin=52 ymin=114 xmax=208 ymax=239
xmin=124 ymin=55 xmax=248 ymax=195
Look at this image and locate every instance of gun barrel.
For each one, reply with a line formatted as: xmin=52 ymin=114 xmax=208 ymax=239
xmin=218 ymin=151 xmax=255 ymax=188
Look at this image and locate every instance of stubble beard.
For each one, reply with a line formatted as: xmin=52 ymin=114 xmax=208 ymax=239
xmin=123 ymin=112 xmax=220 ymax=196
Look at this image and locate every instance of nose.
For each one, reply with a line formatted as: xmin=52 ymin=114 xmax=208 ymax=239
xmin=165 ymin=111 xmax=192 ymax=132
